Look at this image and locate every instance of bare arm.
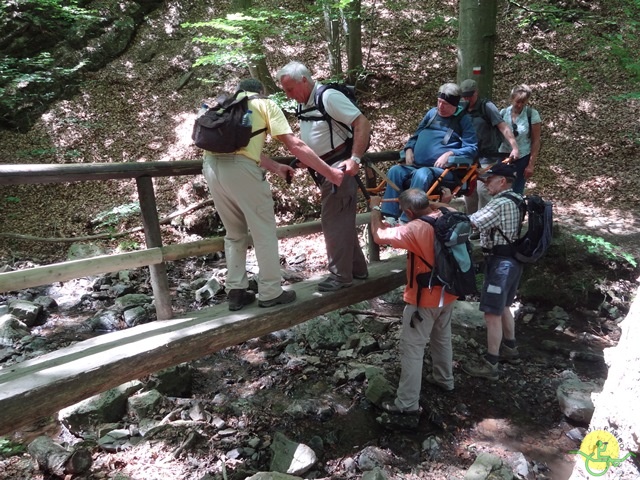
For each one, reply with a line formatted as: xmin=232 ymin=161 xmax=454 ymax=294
xmin=524 ymin=122 xmax=542 ymax=179
xmin=259 ymin=154 xmax=295 ymax=181
xmin=339 ymin=113 xmax=372 ymax=176
xmin=497 ymin=121 xmax=520 ymax=160
xmin=350 ymin=113 xmax=371 ymax=159
xmin=275 ymin=133 xmax=344 ymax=186
xmin=369 ymin=196 xmax=387 ymax=245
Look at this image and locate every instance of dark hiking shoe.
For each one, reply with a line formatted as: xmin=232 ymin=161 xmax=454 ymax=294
xmin=318 ymin=277 xmax=352 ymax=292
xmin=380 ymin=400 xmax=421 ymax=416
xmin=258 ymin=289 xmax=296 ymax=308
xmin=353 ymin=272 xmax=369 ymax=280
xmin=425 ymin=374 xmax=454 ymax=392
xmin=462 ymin=358 xmax=499 ymax=381
xmin=500 ymin=344 xmax=521 ymax=363
xmin=227 ymin=289 xmax=256 ymax=311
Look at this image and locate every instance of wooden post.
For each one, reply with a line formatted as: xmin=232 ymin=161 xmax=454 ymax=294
xmin=364 ymin=164 xmax=380 ymax=261
xmin=136 ymin=176 xmax=173 ymax=320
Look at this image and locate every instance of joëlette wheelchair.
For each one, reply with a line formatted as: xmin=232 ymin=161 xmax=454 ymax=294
xmin=365 ymin=157 xmax=480 ymax=202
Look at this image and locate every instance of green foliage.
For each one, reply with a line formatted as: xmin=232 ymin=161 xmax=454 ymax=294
xmin=183 ymin=7 xmax=318 ymax=69
xmin=573 ymin=234 xmax=638 ymax=268
xmin=531 ymin=48 xmax=591 ymax=90
xmin=601 ymin=1 xmax=640 ymax=82
xmin=0 ymin=437 xmax=25 ymax=458
xmin=118 ymin=239 xmax=141 ymax=251
xmin=0 ymin=1 xmax=97 ymax=121
xmin=92 ymin=203 xmax=141 ymax=230
xmin=3 ymin=196 xmax=20 ymax=204
xmin=268 ymin=91 xmax=298 ymax=114
xmin=0 ymin=53 xmax=87 ymax=117
xmin=7 ymin=0 xmax=94 ymax=24
xmin=16 ymin=146 xmax=81 ymax=159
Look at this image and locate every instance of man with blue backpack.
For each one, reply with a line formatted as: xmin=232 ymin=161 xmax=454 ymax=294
xmin=370 ymin=189 xmax=460 ymax=415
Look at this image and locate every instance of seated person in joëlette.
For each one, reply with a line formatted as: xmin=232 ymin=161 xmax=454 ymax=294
xmin=380 ymin=82 xmax=478 ymax=223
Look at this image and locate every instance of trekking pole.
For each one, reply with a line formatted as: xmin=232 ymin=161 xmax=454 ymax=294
xmin=363 ymin=159 xmax=401 ymax=192
xmin=331 ymin=166 xmax=347 ymax=194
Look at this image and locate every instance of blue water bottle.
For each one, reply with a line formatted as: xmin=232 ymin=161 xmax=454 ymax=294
xmin=197 ymin=103 xmax=208 ymax=117
xmin=241 ymin=110 xmax=253 ymax=127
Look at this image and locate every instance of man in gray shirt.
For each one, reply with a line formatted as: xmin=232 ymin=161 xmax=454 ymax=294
xmin=460 ymin=79 xmax=519 ymax=214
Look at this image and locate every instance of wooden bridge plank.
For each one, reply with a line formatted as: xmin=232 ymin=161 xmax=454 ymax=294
xmin=0 ymin=255 xmax=406 ymax=436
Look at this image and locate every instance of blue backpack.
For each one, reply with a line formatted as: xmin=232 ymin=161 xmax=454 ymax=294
xmin=410 ymin=208 xmax=478 ymax=304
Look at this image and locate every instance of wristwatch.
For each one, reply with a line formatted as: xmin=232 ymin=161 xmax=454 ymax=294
xmin=372 ymin=206 xmax=382 ymax=212
xmin=350 ymin=155 xmax=361 ymax=165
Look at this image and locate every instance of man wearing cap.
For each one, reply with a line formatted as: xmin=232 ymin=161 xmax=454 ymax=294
xmin=380 ymin=82 xmax=477 ymax=222
xmin=462 ymin=163 xmax=523 ymax=381
xmin=459 ymin=79 xmax=520 ymax=214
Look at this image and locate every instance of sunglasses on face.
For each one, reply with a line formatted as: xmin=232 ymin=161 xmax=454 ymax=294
xmin=512 ymin=123 xmax=519 ymax=138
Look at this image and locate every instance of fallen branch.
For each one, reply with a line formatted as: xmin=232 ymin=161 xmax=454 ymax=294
xmin=0 ymin=199 xmax=214 ymax=243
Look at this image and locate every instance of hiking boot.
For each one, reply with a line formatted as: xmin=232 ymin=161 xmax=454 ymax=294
xmin=227 ymin=289 xmax=256 ymax=311
xmin=425 ymin=374 xmax=454 ymax=392
xmin=462 ymin=357 xmax=499 ymax=381
xmin=500 ymin=344 xmax=521 ymax=363
xmin=318 ymin=277 xmax=352 ymax=292
xmin=353 ymin=272 xmax=369 ymax=280
xmin=258 ymin=289 xmax=296 ymax=308
xmin=380 ymin=400 xmax=421 ymax=416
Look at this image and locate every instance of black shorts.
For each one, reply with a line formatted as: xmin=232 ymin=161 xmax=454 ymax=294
xmin=479 ymin=255 xmax=523 ymax=315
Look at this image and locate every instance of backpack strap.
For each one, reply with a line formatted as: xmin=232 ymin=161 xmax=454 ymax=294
xmin=443 ymin=111 xmax=466 ymax=145
xmin=491 ymin=192 xmax=525 ymax=248
xmin=424 ymin=110 xmax=465 ymax=145
xmin=244 ymin=93 xmax=267 ymax=138
xmin=527 ymin=106 xmax=532 ymax=139
xmin=295 ymin=84 xmax=353 ymax=151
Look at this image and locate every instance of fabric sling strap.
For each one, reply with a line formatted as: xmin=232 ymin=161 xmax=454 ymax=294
xmin=425 ymin=111 xmax=464 ymax=145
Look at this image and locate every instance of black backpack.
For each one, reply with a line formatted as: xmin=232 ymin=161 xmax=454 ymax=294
xmin=410 ymin=208 xmax=478 ymax=304
xmin=494 ymin=193 xmax=553 ymax=263
xmin=467 ymin=97 xmax=504 ymax=155
xmin=296 ymin=82 xmax=359 ymax=150
xmin=192 ymin=91 xmax=267 ymax=153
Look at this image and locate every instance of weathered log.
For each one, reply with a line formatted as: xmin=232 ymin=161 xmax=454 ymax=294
xmin=0 ymin=255 xmax=406 ymax=435
xmin=27 ymin=436 xmax=92 ymax=475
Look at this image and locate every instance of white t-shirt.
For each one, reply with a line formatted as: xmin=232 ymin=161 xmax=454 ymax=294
xmin=299 ymin=84 xmax=361 ymax=157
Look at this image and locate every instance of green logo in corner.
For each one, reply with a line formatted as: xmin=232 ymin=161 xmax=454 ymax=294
xmin=569 ymin=429 xmax=637 ymax=477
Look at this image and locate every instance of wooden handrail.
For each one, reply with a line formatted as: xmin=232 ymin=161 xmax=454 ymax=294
xmin=0 ymin=151 xmax=400 ymax=185
xmin=0 ymin=214 xmax=371 ymax=292
xmin=0 ymin=152 xmax=400 ymax=318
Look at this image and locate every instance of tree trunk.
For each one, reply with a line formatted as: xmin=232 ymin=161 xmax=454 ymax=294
xmin=231 ymin=0 xmax=277 ymax=93
xmin=323 ymin=3 xmax=342 ymax=76
xmin=345 ymin=0 xmax=363 ymax=84
xmin=248 ymin=57 xmax=278 ymax=94
xmin=456 ymin=0 xmax=498 ymax=99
